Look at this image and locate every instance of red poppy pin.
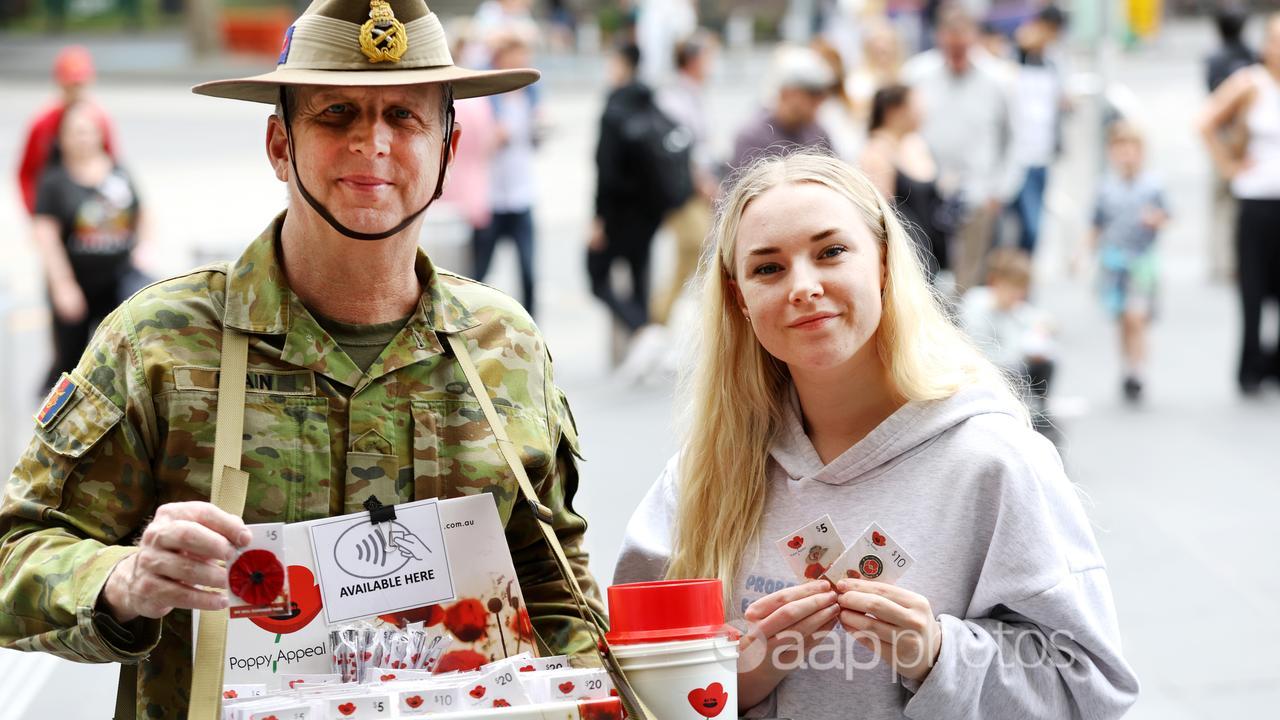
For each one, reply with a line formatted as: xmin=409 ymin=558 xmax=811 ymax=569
xmin=228 ymin=549 xmax=285 ymax=606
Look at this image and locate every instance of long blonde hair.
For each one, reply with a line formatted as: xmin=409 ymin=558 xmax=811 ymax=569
xmin=666 ymin=151 xmax=1020 ymax=597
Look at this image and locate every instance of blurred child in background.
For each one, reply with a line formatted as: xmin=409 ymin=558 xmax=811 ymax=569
xmin=960 ymin=247 xmax=1057 ymax=440
xmin=1091 ymin=120 xmax=1168 ymax=403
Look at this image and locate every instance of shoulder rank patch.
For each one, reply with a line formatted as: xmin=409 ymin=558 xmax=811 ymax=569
xmin=36 ymin=373 xmax=77 ymax=428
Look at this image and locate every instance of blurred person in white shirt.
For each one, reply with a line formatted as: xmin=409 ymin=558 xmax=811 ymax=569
xmin=903 ymin=5 xmax=1020 ymax=293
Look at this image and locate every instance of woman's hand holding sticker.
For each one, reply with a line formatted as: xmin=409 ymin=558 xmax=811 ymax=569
xmin=737 ymin=580 xmax=841 ymax=709
xmin=836 ymin=578 xmax=942 ymax=683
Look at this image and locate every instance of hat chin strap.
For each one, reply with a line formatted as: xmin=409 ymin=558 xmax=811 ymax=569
xmin=278 ymin=86 xmax=455 ymax=242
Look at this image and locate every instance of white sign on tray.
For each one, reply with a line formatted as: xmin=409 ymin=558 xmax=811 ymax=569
xmin=308 ymin=498 xmax=455 ymax=625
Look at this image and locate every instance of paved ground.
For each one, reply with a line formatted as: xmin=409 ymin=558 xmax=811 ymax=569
xmin=0 ymin=17 xmax=1277 ymax=718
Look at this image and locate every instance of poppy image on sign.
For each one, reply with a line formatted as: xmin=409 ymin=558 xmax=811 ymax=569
xmin=445 ymin=598 xmax=489 ymax=642
xmin=435 ymin=649 xmax=487 ymax=673
xmin=249 ymin=565 xmax=321 ymax=634
xmin=228 ymin=549 xmax=285 ymax=606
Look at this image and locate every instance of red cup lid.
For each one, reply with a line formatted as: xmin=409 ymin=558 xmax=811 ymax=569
xmin=606 ymin=579 xmax=738 ymax=645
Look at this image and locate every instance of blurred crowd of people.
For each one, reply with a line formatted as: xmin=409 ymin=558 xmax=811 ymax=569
xmin=577 ymin=0 xmax=1280 ymax=417
xmin=581 ymin=1 xmax=1085 ymax=432
xmin=15 ymin=0 xmax=1280 ymax=418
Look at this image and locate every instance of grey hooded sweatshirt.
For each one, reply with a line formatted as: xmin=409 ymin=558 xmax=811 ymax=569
xmin=614 ymin=384 xmax=1139 ymax=720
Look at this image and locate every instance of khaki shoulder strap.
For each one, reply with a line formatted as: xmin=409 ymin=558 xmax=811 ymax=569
xmin=116 ymin=265 xmax=245 ymax=720
xmin=444 ymin=333 xmax=654 ymax=720
xmin=188 ymin=327 xmax=252 ymax=720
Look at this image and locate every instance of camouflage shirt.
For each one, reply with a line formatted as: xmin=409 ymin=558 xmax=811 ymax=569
xmin=0 ymin=215 xmax=605 ymax=719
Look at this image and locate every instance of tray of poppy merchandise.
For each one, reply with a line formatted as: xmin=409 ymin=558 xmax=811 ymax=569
xmin=213 ymin=494 xmax=546 ymax=689
xmin=220 ymin=651 xmax=624 ymax=719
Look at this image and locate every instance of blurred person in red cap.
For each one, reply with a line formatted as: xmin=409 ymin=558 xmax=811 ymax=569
xmin=15 ymin=45 xmax=117 ymax=216
xmin=30 ymin=100 xmax=151 ymax=392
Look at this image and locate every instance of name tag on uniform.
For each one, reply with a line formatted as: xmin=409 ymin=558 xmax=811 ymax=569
xmin=174 ymin=366 xmax=316 ymax=395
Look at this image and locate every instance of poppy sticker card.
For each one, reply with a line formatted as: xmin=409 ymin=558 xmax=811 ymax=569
xmin=460 ymin=663 xmax=534 ymax=710
xmin=228 ymin=523 xmax=291 ymax=619
xmin=774 ymin=514 xmax=845 ymax=581
xmin=824 ymin=522 xmax=914 ymax=585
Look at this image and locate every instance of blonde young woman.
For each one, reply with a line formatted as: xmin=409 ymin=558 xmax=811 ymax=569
xmin=614 ymin=152 xmax=1139 ymax=719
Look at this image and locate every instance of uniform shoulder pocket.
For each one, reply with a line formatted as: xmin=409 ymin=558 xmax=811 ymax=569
xmin=34 ymin=372 xmax=124 ymax=459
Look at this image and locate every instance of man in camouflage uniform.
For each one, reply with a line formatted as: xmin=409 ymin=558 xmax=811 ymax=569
xmin=0 ymin=1 xmax=605 ymax=717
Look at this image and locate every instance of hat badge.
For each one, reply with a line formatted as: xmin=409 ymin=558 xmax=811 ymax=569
xmin=359 ymin=0 xmax=408 ymax=63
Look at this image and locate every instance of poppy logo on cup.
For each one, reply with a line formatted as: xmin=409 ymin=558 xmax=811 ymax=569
xmin=687 ymin=682 xmax=729 ymax=718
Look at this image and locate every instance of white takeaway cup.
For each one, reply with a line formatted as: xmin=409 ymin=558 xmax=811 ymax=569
xmin=611 ymin=634 xmax=739 ymax=720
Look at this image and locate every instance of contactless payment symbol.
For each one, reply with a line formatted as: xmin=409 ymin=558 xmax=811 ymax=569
xmin=858 ymin=555 xmax=883 ymax=579
xmin=334 ymin=521 xmax=428 ymax=579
